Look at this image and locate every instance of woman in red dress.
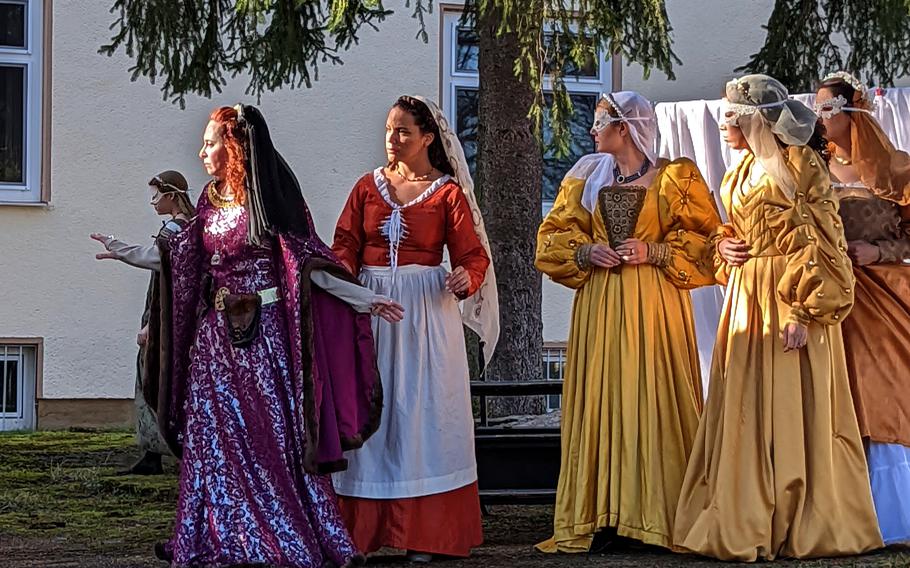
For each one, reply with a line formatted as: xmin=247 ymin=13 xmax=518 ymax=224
xmin=331 ymin=96 xmax=499 ymax=562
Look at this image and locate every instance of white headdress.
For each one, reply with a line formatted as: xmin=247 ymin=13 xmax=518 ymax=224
xmin=412 ymin=95 xmax=500 ymax=366
xmin=814 ymin=71 xmax=876 ymax=118
xmin=724 ymin=74 xmax=819 ymax=199
xmin=574 ymin=91 xmax=658 ymax=212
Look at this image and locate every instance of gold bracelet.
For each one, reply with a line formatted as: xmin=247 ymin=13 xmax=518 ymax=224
xmin=647 ymin=242 xmax=672 ymax=267
xmin=575 ymin=244 xmax=594 ymax=271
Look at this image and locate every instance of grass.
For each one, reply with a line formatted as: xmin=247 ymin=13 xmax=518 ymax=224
xmin=0 ymin=429 xmax=176 ymax=555
xmin=1 ymin=430 xmax=909 ymax=567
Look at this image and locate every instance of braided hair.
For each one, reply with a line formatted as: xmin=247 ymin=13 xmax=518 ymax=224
xmin=391 ymin=96 xmax=455 ymax=176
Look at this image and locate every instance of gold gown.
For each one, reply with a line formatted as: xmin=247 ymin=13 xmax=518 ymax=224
xmin=535 ymin=158 xmax=721 ymax=552
xmin=673 ymin=147 xmax=884 ymax=561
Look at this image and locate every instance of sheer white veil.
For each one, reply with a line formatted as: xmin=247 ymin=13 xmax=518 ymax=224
xmin=412 ymin=96 xmax=500 ymax=366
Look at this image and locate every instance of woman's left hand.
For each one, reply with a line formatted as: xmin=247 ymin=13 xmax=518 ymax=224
xmin=617 ymin=239 xmax=650 ymax=265
xmin=445 ymin=266 xmax=471 ymax=296
xmin=371 ymin=298 xmax=405 ymax=323
xmin=847 ymin=240 xmax=880 ymax=266
xmin=781 ymin=322 xmax=808 ymax=352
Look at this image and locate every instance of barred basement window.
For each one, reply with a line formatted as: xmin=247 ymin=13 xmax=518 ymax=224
xmin=541 ymin=342 xmax=566 ymax=411
xmin=0 ymin=342 xmax=37 ymax=431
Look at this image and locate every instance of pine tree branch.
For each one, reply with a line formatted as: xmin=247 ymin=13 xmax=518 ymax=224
xmin=739 ymin=0 xmax=910 ymax=91
xmin=100 ymin=0 xmax=392 ymax=107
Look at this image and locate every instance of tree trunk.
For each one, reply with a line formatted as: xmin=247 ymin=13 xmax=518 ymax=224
xmin=476 ymin=5 xmax=544 ymax=417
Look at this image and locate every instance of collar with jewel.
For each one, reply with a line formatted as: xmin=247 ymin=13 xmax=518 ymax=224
xmin=614 ymin=159 xmax=650 ymax=184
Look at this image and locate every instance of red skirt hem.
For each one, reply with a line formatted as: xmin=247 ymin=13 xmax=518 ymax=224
xmin=338 ymin=482 xmax=483 ymax=557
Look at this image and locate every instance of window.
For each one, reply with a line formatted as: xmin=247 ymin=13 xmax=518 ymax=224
xmin=0 ymin=343 xmax=37 ymax=431
xmin=541 ymin=342 xmax=566 ymax=412
xmin=0 ymin=0 xmax=44 ymax=204
xmin=442 ymin=10 xmax=613 ymax=213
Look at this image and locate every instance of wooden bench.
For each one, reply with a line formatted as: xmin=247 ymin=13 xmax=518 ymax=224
xmin=471 ymin=380 xmax=563 ymax=505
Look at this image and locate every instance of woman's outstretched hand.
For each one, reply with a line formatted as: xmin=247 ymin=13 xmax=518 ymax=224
xmin=90 ymin=233 xmax=117 ymax=260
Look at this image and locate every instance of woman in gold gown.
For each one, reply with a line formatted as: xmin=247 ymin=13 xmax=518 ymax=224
xmin=673 ymin=74 xmax=883 ymax=561
xmin=535 ymin=91 xmax=721 ymax=553
xmin=815 ymin=71 xmax=910 ymax=546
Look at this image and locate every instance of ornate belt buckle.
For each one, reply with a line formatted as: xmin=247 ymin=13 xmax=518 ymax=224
xmin=214 ymin=287 xmax=230 ymax=311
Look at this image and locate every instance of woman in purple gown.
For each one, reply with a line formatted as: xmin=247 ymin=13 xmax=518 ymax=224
xmin=150 ymin=105 xmax=403 ymax=567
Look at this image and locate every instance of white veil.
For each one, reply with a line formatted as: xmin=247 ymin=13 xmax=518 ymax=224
xmin=571 ymin=91 xmax=659 ymax=212
xmin=725 ymin=75 xmax=819 ymax=199
xmin=412 ymin=96 xmax=501 ymax=366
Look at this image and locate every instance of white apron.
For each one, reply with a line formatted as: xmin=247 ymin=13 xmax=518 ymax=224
xmin=332 ymin=264 xmax=477 ymax=499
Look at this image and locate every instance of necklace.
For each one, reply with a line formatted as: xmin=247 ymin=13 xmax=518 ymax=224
xmin=833 ymin=154 xmax=852 ymax=166
xmin=395 ymin=164 xmax=436 ymax=183
xmin=207 ymin=181 xmax=239 ymax=208
xmin=614 ymin=159 xmax=650 ymax=184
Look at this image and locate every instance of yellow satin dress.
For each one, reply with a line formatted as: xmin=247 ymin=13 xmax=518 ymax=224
xmin=673 ymin=146 xmax=884 ymax=561
xmin=535 ymin=158 xmax=721 ymax=552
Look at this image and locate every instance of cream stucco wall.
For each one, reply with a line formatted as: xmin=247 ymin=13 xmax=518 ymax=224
xmin=0 ymin=0 xmax=442 ymax=400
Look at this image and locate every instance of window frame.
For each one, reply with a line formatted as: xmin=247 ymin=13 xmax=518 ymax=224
xmin=0 ymin=341 xmax=39 ymax=431
xmin=0 ymin=0 xmax=45 ymax=204
xmin=439 ymin=7 xmax=616 ymax=214
xmin=541 ymin=341 xmax=566 ymax=412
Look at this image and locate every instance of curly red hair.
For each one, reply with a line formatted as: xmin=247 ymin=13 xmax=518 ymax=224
xmin=209 ymin=106 xmax=248 ymax=205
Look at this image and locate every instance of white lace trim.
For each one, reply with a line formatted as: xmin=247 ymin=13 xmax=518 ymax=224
xmin=372 ymin=167 xmax=453 ymax=280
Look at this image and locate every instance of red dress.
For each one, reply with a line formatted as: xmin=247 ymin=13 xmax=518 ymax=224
xmin=332 ymin=170 xmax=488 ymax=557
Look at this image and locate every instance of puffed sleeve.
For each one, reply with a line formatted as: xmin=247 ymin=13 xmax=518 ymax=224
xmin=331 ymin=178 xmax=368 ymax=275
xmin=705 ymin=225 xmax=737 ymax=286
xmin=768 ymin=146 xmax=855 ymax=327
xmin=654 ymin=159 xmax=723 ymax=289
xmin=535 ymin=177 xmax=595 ymax=289
xmin=445 ymin=185 xmax=490 ymax=298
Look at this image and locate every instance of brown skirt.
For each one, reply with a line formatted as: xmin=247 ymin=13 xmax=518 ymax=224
xmin=841 ymin=264 xmax=910 ymax=447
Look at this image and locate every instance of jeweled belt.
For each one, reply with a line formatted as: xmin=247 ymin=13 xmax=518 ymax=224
xmin=212 ymin=286 xmax=280 ymax=311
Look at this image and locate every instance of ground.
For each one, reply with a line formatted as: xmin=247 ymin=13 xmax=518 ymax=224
xmin=1 ymin=431 xmax=908 ymax=568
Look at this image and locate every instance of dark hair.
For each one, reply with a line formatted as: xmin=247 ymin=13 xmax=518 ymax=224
xmin=806 ymin=119 xmax=831 ymax=164
xmin=818 ymin=78 xmax=857 ymax=108
xmin=391 ymin=96 xmax=455 ymax=176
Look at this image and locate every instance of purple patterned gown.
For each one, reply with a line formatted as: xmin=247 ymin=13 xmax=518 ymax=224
xmin=161 ymin=193 xmax=378 ymax=568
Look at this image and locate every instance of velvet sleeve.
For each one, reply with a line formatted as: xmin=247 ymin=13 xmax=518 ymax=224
xmin=444 ymin=185 xmax=490 ymax=298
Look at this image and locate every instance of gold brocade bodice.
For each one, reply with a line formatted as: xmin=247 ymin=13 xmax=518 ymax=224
xmin=712 ymin=146 xmax=854 ymax=326
xmin=536 ymin=157 xmax=722 ymax=290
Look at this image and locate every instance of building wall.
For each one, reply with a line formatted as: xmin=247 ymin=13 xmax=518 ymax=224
xmin=1 ymin=0 xmax=908 ymax=411
xmin=0 ymin=0 xmax=443 ymax=407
